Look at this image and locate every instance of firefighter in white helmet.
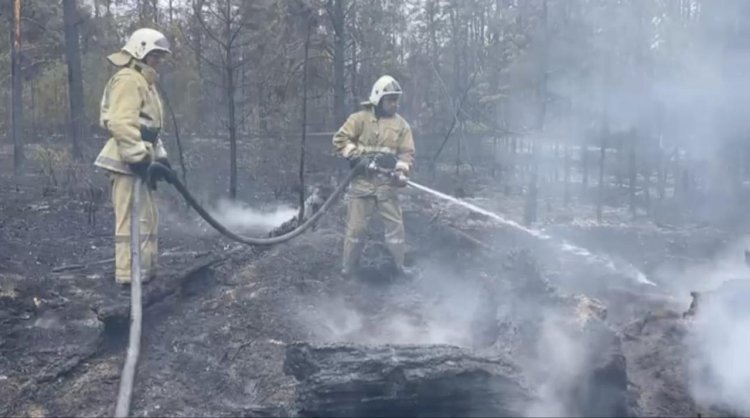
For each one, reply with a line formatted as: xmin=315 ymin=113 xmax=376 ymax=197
xmin=333 ymin=75 xmax=416 ymax=278
xmin=94 ymin=28 xmax=172 ymax=285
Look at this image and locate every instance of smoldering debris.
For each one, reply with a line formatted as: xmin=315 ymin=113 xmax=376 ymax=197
xmin=293 ymin=247 xmax=630 ymax=417
xmin=284 ymin=342 xmax=531 ymax=418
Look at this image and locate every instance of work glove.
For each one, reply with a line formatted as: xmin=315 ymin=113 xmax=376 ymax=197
xmin=128 ymin=159 xmax=158 ymax=190
xmin=140 ymin=127 xmax=160 ymax=142
xmin=128 ymin=159 xmax=151 ymax=181
xmin=150 ymin=158 xmax=173 ymax=184
xmin=151 ymin=158 xmax=176 ymax=190
xmin=348 ymin=152 xmax=372 ymax=172
xmin=392 ymin=169 xmax=409 ymax=188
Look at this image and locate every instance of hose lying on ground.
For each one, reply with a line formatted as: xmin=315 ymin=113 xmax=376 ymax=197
xmin=114 ymin=179 xmax=143 ymax=418
xmin=148 ymin=161 xmax=360 ymax=246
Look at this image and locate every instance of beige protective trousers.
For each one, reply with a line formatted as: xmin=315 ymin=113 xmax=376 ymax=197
xmin=111 ymin=172 xmax=159 ymax=284
xmin=342 ymin=194 xmax=405 ymax=271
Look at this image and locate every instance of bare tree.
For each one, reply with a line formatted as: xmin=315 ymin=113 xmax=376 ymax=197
xmin=326 ymin=0 xmax=347 ymax=126
xmin=524 ymin=0 xmax=549 ymax=226
xmin=10 ymin=0 xmax=24 ymax=174
xmin=628 ymin=131 xmax=637 ymax=218
xmin=297 ymin=11 xmax=314 ymax=223
xmin=596 ymin=116 xmax=608 ymax=224
xmin=191 ymin=0 xmax=255 ymax=199
xmin=563 ymin=144 xmax=571 ymax=206
xmin=62 ymin=0 xmax=85 ymax=160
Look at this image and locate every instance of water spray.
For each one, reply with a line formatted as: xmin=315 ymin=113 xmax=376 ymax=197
xmin=363 ymin=161 xmax=651 ymax=284
xmin=406 ymin=180 xmax=655 ymax=286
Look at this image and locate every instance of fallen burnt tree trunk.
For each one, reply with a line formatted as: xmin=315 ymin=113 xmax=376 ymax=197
xmin=284 ymin=342 xmax=531 ymax=417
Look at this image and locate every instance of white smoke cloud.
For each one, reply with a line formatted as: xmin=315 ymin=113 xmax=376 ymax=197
xmin=652 ymin=236 xmax=750 ymax=415
xmin=209 ymin=199 xmax=297 ymax=233
xmin=651 ymin=235 xmax=750 ymax=304
xmin=303 ymin=262 xmax=481 ymax=347
xmin=523 ymin=312 xmax=587 ymax=417
xmin=689 ymin=280 xmax=750 ymax=416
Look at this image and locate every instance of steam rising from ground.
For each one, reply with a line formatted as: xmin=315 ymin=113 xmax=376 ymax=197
xmin=689 ymin=287 xmax=750 ymax=416
xmin=209 ymin=199 xmax=297 ymax=232
xmin=524 ymin=312 xmax=589 ymax=417
xmin=683 ymin=237 xmax=750 ymax=415
xmin=308 ymin=263 xmax=482 ymax=347
xmin=302 ymin=259 xmax=601 ymax=416
xmin=653 ymin=236 xmax=750 ymax=303
xmin=650 ymin=236 xmax=750 ymax=415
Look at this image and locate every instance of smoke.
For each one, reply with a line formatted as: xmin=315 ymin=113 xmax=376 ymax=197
xmin=688 ymin=279 xmax=750 ymax=416
xmin=209 ymin=198 xmax=297 ymax=233
xmin=647 ymin=235 xmax=750 ymax=415
xmin=651 ymin=235 xmax=750 ymax=304
xmin=679 ymin=236 xmax=750 ymax=415
xmin=155 ymin=191 xmax=297 ymax=238
xmin=298 ymin=254 xmax=614 ymax=416
xmin=305 ymin=262 xmax=481 ymax=347
xmin=523 ymin=311 xmax=588 ymax=417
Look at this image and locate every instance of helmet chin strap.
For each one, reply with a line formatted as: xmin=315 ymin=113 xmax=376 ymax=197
xmin=375 ymin=103 xmax=388 ymax=118
xmin=375 ymin=99 xmax=397 ymax=118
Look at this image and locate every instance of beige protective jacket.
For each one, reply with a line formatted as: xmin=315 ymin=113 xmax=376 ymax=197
xmin=333 ymin=106 xmax=415 ymax=172
xmin=333 ymin=106 xmax=415 ymax=198
xmin=94 ymin=59 xmax=167 ymax=175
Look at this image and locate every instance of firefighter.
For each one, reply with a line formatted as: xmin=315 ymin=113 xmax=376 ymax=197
xmin=333 ymin=75 xmax=416 ymax=278
xmin=95 ymin=28 xmax=172 ymax=285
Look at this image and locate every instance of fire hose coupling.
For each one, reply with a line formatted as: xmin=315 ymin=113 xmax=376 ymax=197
xmin=352 ymin=153 xmax=409 ymax=187
xmin=368 ymin=155 xmax=408 ymax=187
xmin=367 ymin=161 xmax=409 ymax=187
xmin=372 ymin=153 xmax=398 ymax=170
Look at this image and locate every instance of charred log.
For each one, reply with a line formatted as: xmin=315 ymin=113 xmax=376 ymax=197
xmin=284 ymin=342 xmax=531 ymax=417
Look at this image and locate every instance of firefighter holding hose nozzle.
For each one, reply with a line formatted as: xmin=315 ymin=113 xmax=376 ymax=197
xmin=333 ymin=75 xmax=417 ymax=279
xmin=94 ymin=28 xmax=172 ymax=286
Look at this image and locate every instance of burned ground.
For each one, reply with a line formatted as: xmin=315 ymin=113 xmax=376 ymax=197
xmin=1 ymin=137 xmax=748 ymax=417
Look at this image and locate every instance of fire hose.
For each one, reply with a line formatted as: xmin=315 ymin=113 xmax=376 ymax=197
xmin=113 ymin=157 xmax=395 ymax=416
xmin=146 ymin=155 xmax=412 ymax=245
xmin=147 ymin=160 xmax=367 ymax=245
xmin=115 ymin=178 xmax=144 ymax=417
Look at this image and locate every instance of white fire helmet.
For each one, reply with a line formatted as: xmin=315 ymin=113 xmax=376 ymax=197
xmin=108 ymin=28 xmax=171 ymax=66
xmin=366 ymin=75 xmax=402 ymax=106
